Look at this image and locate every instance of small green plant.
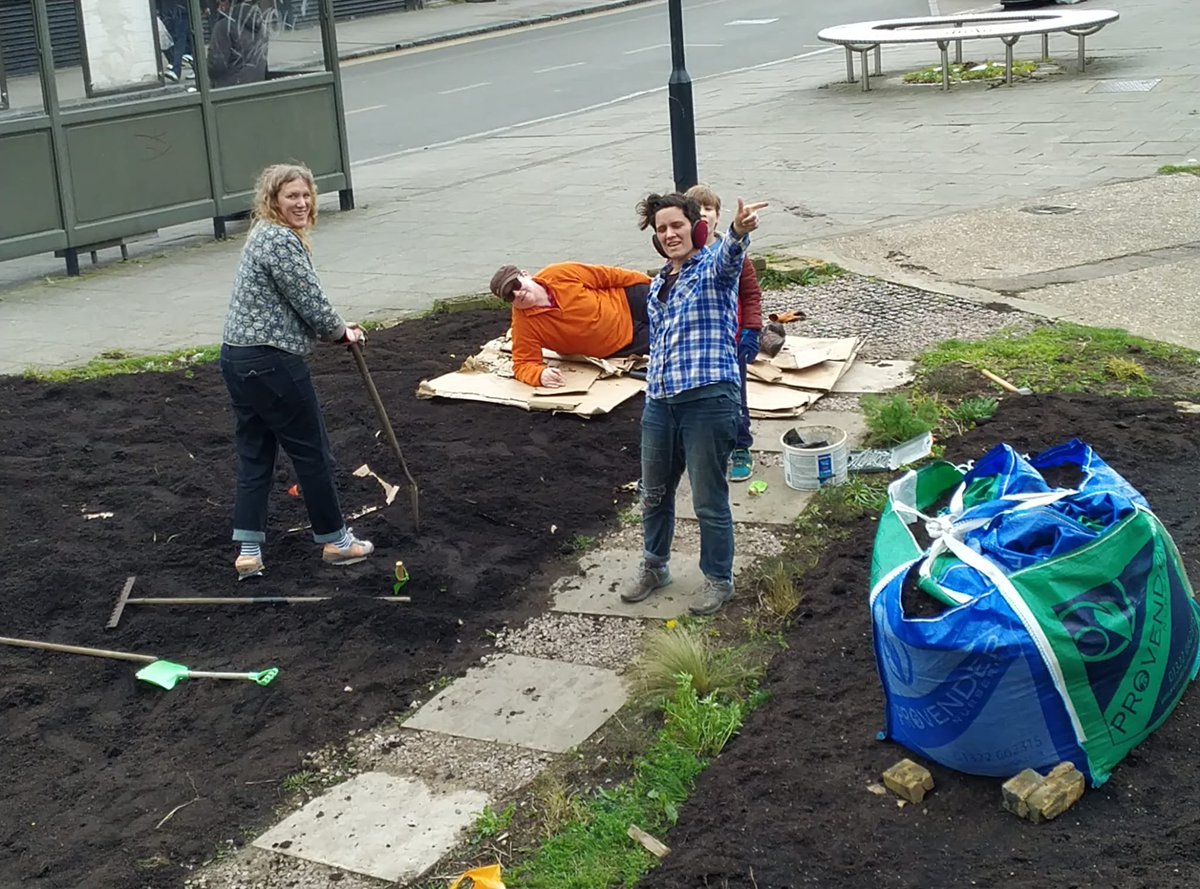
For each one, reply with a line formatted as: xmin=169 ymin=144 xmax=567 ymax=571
xmin=617 ymin=504 xmax=641 ymax=526
xmin=567 ymin=534 xmax=597 ymax=552
xmin=861 ymin=392 xmax=942 ymax=447
xmin=472 ymin=803 xmax=516 ymax=842
xmin=1159 ymin=164 xmax=1200 ymax=176
xmin=637 ymin=624 xmax=756 ymax=701
xmin=948 ymin=396 xmax=999 ymax=425
xmin=841 ymin=476 xmax=889 ymax=512
xmin=1105 ymin=355 xmax=1150 ymax=382
xmin=904 ymin=59 xmax=1038 ymax=84
xmin=281 ymin=769 xmax=320 ymax=793
xmin=753 ymin=557 xmax=803 ymax=621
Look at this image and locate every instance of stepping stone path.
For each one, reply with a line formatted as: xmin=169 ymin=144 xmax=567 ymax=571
xmin=196 ymin=409 xmax=871 ymax=887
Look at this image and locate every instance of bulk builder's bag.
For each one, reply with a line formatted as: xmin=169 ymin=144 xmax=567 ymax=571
xmin=870 ymin=440 xmax=1200 ymax=784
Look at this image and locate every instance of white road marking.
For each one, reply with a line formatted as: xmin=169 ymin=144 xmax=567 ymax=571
xmin=438 ymin=81 xmax=491 ymax=95
xmin=356 ymin=47 xmax=838 ymax=167
xmin=624 ymin=43 xmax=669 ymax=55
xmin=534 ymin=61 xmax=587 ymax=74
xmin=346 ymin=104 xmax=386 ymax=115
xmin=727 ymin=18 xmax=780 ymax=26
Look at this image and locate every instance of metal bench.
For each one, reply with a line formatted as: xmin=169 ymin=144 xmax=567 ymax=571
xmin=817 ymin=9 xmax=1120 ymax=92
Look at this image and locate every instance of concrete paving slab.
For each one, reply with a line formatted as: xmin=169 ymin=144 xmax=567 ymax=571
xmin=405 ymin=654 xmax=625 ymax=753
xmin=833 ymin=360 xmax=916 ymax=394
xmin=551 ymin=549 xmax=752 ymax=619
xmin=676 ymin=463 xmax=812 ymax=526
xmin=252 ymin=772 xmax=488 ymax=884
xmin=752 ymin=412 xmax=868 ymax=454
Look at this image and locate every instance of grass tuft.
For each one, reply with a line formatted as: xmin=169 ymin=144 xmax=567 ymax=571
xmin=636 ymin=624 xmax=757 ymax=702
xmin=753 ymin=557 xmax=804 ymax=621
xmin=861 ymin=392 xmax=942 ymax=447
xmin=904 ymin=59 xmax=1039 ymax=84
xmin=757 ymin=259 xmax=844 ymax=291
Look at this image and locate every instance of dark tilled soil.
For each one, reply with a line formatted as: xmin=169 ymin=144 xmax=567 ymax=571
xmin=0 ymin=310 xmax=642 ymax=889
xmin=639 ymin=395 xmax=1200 ymax=889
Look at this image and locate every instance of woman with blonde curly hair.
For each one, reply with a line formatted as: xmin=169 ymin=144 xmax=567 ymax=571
xmin=219 ymin=162 xmax=374 ymax=580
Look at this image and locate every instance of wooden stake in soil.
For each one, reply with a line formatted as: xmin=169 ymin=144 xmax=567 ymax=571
xmin=627 ymin=824 xmax=670 ymax=859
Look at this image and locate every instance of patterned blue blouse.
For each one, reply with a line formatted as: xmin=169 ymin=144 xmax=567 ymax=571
xmin=222 ymin=222 xmax=346 ymax=355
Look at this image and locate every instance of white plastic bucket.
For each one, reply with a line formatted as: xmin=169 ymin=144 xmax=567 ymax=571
xmin=781 ymin=424 xmax=849 ymax=491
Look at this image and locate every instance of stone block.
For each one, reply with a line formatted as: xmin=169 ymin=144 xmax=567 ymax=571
xmin=882 ymin=758 xmax=934 ymax=804
xmin=1001 ymin=768 xmax=1044 ymax=819
xmin=1026 ymin=763 xmax=1085 ymax=824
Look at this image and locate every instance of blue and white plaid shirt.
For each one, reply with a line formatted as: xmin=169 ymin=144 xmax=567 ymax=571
xmin=645 ymin=230 xmax=748 ymax=400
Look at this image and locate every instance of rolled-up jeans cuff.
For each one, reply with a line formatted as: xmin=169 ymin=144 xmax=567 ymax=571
xmin=643 ymin=552 xmax=669 ymax=568
xmin=233 ymin=528 xmax=266 ymax=544
xmin=313 ymin=525 xmax=347 ymax=545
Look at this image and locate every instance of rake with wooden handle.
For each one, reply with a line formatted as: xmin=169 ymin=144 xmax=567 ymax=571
xmin=348 ymin=342 xmax=421 ymax=532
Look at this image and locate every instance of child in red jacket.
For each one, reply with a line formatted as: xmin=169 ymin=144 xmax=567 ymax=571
xmin=685 ymin=184 xmax=763 ymax=482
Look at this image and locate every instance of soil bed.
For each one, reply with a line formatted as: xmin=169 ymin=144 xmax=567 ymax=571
xmin=639 ymin=395 xmax=1200 ymax=889
xmin=0 ymin=309 xmax=642 ymax=889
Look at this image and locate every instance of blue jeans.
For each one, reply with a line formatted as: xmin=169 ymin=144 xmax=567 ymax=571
xmin=220 ymin=345 xmax=347 ymax=544
xmin=161 ymin=4 xmax=191 ymax=77
xmin=640 ymin=386 xmax=739 ymax=582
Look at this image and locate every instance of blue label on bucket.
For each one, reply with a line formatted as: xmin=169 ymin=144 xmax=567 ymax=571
xmin=818 ymin=454 xmax=833 ymax=478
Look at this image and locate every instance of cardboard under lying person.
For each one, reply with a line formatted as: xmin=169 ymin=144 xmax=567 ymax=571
xmin=416 ymin=330 xmax=862 ymax=419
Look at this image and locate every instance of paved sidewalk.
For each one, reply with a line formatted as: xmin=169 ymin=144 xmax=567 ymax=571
xmin=3 ymin=0 xmax=1199 ymax=374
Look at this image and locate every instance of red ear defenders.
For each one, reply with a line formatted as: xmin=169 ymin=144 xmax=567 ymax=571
xmin=651 ymin=218 xmax=709 ymax=259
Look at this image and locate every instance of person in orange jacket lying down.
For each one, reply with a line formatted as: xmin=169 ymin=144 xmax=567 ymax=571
xmin=488 ymin=262 xmax=653 ymax=389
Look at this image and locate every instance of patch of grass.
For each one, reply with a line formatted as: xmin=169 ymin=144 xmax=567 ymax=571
xmin=861 ymin=392 xmax=942 ymax=447
xmin=617 ymin=504 xmax=641 ymax=527
xmin=636 ymin=624 xmax=758 ymax=701
xmin=24 ymin=345 xmax=220 ymax=383
xmin=919 ymin=322 xmax=1200 ymax=398
xmin=752 ymin=556 xmax=804 ymax=621
xmin=1105 ymin=355 xmax=1149 ymax=382
xmin=528 ymin=773 xmax=587 ymax=839
xmin=757 ymin=258 xmax=845 ymax=291
xmin=1159 ymin=164 xmax=1200 ymax=176
xmin=509 ymin=677 xmax=747 ymax=889
xmin=904 ymin=59 xmax=1039 ymax=84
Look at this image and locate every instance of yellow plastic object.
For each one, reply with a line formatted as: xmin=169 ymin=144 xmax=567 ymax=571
xmin=449 ymin=864 xmax=505 ymax=889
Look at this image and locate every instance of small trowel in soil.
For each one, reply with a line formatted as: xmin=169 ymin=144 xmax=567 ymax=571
xmin=134 ymin=660 xmax=279 ymax=691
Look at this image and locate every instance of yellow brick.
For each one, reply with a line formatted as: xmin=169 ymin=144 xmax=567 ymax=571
xmin=1001 ymin=768 xmax=1044 ymax=820
xmin=882 ymin=759 xmax=935 ymax=804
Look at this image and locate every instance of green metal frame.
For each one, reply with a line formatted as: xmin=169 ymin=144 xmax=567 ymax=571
xmin=0 ymin=35 xmax=8 ymax=110
xmin=0 ymin=0 xmax=354 ymax=275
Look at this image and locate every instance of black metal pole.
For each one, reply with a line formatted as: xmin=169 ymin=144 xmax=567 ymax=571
xmin=667 ymin=0 xmax=698 ymax=192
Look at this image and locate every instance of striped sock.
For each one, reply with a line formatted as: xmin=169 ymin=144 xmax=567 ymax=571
xmin=240 ymin=542 xmax=262 ymax=559
xmin=332 ymin=529 xmax=353 ymax=549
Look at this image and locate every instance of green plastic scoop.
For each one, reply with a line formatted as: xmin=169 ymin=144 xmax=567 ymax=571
xmin=136 ymin=660 xmax=280 ymax=691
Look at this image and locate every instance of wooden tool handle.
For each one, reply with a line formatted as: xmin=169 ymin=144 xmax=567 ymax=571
xmin=979 ymin=368 xmax=1022 ymax=393
xmin=0 ymin=636 xmax=157 ymax=663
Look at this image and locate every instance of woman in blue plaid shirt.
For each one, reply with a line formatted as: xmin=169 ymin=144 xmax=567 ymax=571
xmin=623 ymin=192 xmax=768 ymax=615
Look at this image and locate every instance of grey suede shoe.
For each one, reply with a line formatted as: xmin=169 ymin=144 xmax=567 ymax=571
xmin=622 ymin=563 xmax=672 ymax=603
xmin=689 ymin=577 xmax=734 ymax=616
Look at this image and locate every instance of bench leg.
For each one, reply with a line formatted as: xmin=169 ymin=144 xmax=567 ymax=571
xmin=873 ymin=44 xmax=882 ymax=76
xmin=63 ymin=248 xmax=80 ymax=277
xmin=120 ymin=244 xmax=129 ymax=261
xmin=938 ymin=40 xmax=950 ymax=91
xmin=859 ymin=50 xmax=871 ymax=91
xmin=1042 ymin=33 xmax=1050 ymax=62
xmin=844 ymin=46 xmax=855 ymax=83
xmin=954 ymin=39 xmax=962 ymax=65
xmin=1077 ymin=34 xmax=1086 ymax=72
